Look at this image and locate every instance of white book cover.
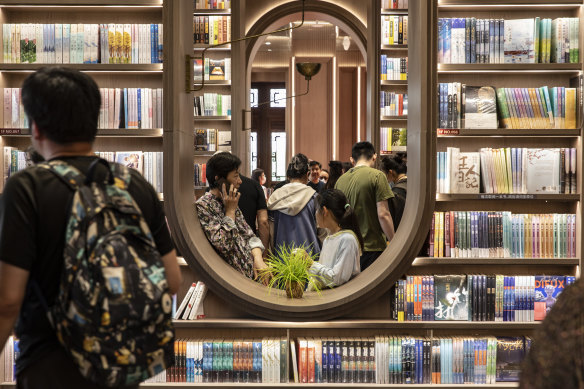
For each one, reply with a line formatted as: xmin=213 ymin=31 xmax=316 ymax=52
xmin=33 ymin=24 xmax=41 ymax=63
xmin=174 ymin=282 xmax=197 ymax=319
xmin=77 ymin=23 xmax=85 ymax=64
xmin=3 ymin=89 xmax=11 ymax=128
xmin=54 ymin=24 xmax=62 ymax=63
xmin=69 ymin=24 xmax=77 ymax=63
xmin=115 ymin=151 xmax=143 ymax=174
xmin=62 ymin=24 xmax=70 ymax=64
xmin=90 ymin=24 xmax=98 ymax=64
xmin=108 ymin=88 xmax=115 ymax=129
xmin=99 ymin=89 xmax=105 ymax=129
xmin=456 ymin=152 xmax=481 ymax=194
xmin=188 ymin=281 xmax=207 ymax=320
xmin=181 ymin=281 xmax=201 ymax=320
xmin=11 ymin=88 xmax=19 ymax=128
xmin=140 ymin=24 xmax=146 ymax=64
xmin=504 ymin=18 xmax=536 ymax=63
xmin=114 ymin=88 xmax=121 ymax=129
xmin=526 ymin=148 xmax=560 ymax=193
xmin=131 ymin=24 xmax=138 ymax=64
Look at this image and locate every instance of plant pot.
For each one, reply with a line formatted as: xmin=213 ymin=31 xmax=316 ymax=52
xmin=285 ymin=281 xmax=304 ymax=299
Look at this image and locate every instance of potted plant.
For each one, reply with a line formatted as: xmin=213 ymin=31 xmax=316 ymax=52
xmin=258 ymin=243 xmax=322 ymax=299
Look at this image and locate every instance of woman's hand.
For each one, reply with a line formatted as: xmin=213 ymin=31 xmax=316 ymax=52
xmin=221 ymin=183 xmax=240 ymax=221
xmin=252 ymin=248 xmax=271 ymax=286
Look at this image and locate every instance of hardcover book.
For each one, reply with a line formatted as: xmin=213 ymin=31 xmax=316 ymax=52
xmin=496 ymin=337 xmax=525 ymax=382
xmin=434 ymin=275 xmax=469 ymax=320
xmin=463 ymin=86 xmax=497 ymax=129
xmin=525 ymin=148 xmax=560 ymax=193
xmin=504 ymin=19 xmax=535 ymax=63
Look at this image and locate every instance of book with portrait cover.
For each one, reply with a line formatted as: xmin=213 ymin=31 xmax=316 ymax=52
xmin=115 ymin=151 xmax=144 ymax=174
xmin=496 ymin=337 xmax=525 ymax=382
xmin=434 ymin=275 xmax=468 ymax=320
xmin=534 ymin=275 xmax=565 ymax=320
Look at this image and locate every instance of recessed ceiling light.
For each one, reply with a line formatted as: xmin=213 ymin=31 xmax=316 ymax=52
xmin=267 ymin=49 xmax=272 ymax=52
xmin=265 ymin=41 xmax=271 ymax=45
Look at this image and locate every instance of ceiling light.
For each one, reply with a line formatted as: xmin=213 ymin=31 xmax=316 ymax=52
xmin=265 ymin=41 xmax=271 ymax=45
xmin=342 ymin=36 xmax=351 ymax=51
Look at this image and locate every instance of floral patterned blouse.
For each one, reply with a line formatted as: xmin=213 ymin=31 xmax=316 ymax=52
xmin=196 ymin=191 xmax=263 ymax=279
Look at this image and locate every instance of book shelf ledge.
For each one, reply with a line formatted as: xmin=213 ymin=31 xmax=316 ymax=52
xmin=172 ymin=319 xmax=540 ymax=330
xmin=380 ymin=116 xmax=407 ymax=121
xmin=0 ymin=129 xmax=163 ymax=137
xmin=194 ymin=151 xmax=216 ymax=156
xmin=193 ymin=44 xmax=232 ymax=51
xmin=381 ymin=9 xmax=408 ymax=15
xmin=437 ymin=2 xmax=581 ymax=12
xmin=412 ymin=257 xmax=580 ymax=266
xmin=436 ymin=193 xmax=580 ymax=201
xmin=194 ymin=80 xmax=231 ymax=86
xmin=437 ymin=63 xmax=581 ymax=73
xmin=0 ymin=63 xmax=163 ymax=72
xmin=0 ymin=0 xmax=162 ymax=7
xmin=437 ymin=128 xmax=581 ymax=137
xmin=194 ymin=116 xmax=231 ymax=121
xmin=380 ymin=80 xmax=408 ymax=86
xmin=193 ymin=9 xmax=231 ymax=15
xmin=140 ymin=384 xmax=520 ymax=388
xmin=380 ymin=45 xmax=408 ymax=50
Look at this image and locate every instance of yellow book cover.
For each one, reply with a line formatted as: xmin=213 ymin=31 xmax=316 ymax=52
xmin=565 ymin=88 xmax=576 ymax=129
xmin=505 ymin=148 xmax=512 ymax=194
xmin=438 ymin=212 xmax=444 ymax=258
xmin=525 ymin=214 xmax=532 ymax=258
xmin=217 ymin=16 xmax=223 ymax=44
xmin=114 ymin=24 xmax=123 ymax=64
xmin=434 ymin=212 xmax=439 ymax=258
xmin=107 ymin=24 xmax=115 ymax=64
xmin=389 ymin=18 xmax=394 ymax=45
xmin=213 ymin=18 xmax=219 ymax=45
xmin=123 ymin=24 xmax=131 ymax=64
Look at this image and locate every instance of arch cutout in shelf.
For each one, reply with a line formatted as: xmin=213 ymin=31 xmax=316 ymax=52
xmin=164 ymin=0 xmax=435 ymax=321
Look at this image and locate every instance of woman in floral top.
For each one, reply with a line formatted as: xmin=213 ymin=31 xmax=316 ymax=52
xmin=196 ymin=152 xmax=268 ymax=281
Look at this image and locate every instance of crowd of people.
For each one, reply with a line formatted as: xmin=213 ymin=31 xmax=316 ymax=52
xmin=196 ymin=142 xmax=408 ymax=290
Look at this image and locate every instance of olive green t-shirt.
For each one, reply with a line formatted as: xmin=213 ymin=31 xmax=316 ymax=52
xmin=335 ymin=165 xmax=394 ymax=252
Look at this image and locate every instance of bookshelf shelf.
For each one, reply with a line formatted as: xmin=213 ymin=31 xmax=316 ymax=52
xmin=380 ymin=116 xmax=407 ymax=121
xmin=172 ymin=319 xmax=540 ymax=330
xmin=381 ymin=9 xmax=409 ymax=15
xmin=194 ymin=151 xmax=216 ymax=156
xmin=380 ymin=44 xmax=408 ymax=50
xmin=140 ymin=384 xmax=521 ymax=388
xmin=193 ymin=9 xmax=231 ymax=15
xmin=380 ymin=80 xmax=408 ymax=86
xmin=437 ymin=2 xmax=581 ymax=11
xmin=0 ymin=64 xmax=163 ymax=72
xmin=193 ymin=44 xmax=232 ymax=51
xmin=0 ymin=129 xmax=163 ymax=137
xmin=194 ymin=80 xmax=231 ymax=86
xmin=437 ymin=128 xmax=581 ymax=137
xmin=436 ymin=193 xmax=580 ymax=201
xmin=412 ymin=257 xmax=580 ymax=266
xmin=193 ymin=116 xmax=231 ymax=121
xmin=437 ymin=63 xmax=582 ymax=73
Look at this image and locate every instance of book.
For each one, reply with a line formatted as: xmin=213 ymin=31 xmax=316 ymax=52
xmin=434 ymin=275 xmax=468 ymax=320
xmin=462 ymin=86 xmax=497 ymax=129
xmin=115 ymin=151 xmax=144 ymax=174
xmin=525 ymin=148 xmax=560 ymax=193
xmin=496 ymin=337 xmax=525 ymax=382
xmin=174 ymin=282 xmax=197 ymax=319
xmin=217 ymin=130 xmax=231 ymax=151
xmin=534 ymin=275 xmax=565 ymax=320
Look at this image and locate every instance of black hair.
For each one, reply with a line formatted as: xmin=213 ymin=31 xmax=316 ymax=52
xmin=309 ymin=160 xmax=322 ymax=169
xmin=251 ymin=168 xmax=264 ymax=183
xmin=286 ymin=153 xmax=309 ymax=179
xmin=381 ymin=155 xmax=407 ymax=175
xmin=326 ymin=160 xmax=343 ymax=190
xmin=351 ymin=141 xmax=376 ymax=162
xmin=321 ymin=168 xmax=329 ymax=174
xmin=22 ymin=67 xmax=100 ymax=144
xmin=25 ymin=146 xmax=45 ymax=165
xmin=316 ymin=189 xmax=364 ymax=251
xmin=206 ymin=152 xmax=241 ymax=189
xmin=341 ymin=161 xmax=353 ymax=173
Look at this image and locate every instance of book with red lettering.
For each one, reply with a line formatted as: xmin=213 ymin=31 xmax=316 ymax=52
xmin=534 ymin=275 xmax=565 ymax=320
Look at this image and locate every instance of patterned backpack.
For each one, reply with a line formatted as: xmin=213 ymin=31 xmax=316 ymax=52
xmin=36 ymin=158 xmax=174 ymax=387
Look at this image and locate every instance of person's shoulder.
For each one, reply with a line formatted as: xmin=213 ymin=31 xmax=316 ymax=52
xmin=4 ymin=165 xmax=46 ymax=190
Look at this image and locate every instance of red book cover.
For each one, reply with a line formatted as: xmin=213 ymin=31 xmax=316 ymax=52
xmin=307 ymin=339 xmax=315 ymax=383
xmin=299 ymin=338 xmax=307 ymax=383
xmin=444 ymin=211 xmax=451 ymax=257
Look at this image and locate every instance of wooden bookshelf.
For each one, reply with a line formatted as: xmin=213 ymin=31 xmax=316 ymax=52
xmin=139 ymin=384 xmax=521 ymax=389
xmin=193 ymin=44 xmax=232 ymax=51
xmin=412 ymin=257 xmax=581 ymax=266
xmin=438 ymin=63 xmax=582 ymax=73
xmin=194 ymin=80 xmax=231 ymax=86
xmin=437 ymin=128 xmax=581 ymax=137
xmin=380 ymin=115 xmax=408 ymax=121
xmin=381 ymin=44 xmax=408 ymax=50
xmin=0 ymin=64 xmax=163 ymax=72
xmin=192 ymin=9 xmax=231 ymax=15
xmin=381 ymin=9 xmax=409 ymax=15
xmin=436 ymin=193 xmax=580 ymax=201
xmin=380 ymin=80 xmax=408 ymax=86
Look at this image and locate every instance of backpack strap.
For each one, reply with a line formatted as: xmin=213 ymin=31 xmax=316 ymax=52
xmin=37 ymin=160 xmax=85 ymax=190
xmin=109 ymin=162 xmax=132 ymax=190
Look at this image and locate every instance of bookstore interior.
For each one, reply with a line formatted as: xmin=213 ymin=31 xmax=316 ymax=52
xmin=1 ymin=0 xmax=583 ymax=387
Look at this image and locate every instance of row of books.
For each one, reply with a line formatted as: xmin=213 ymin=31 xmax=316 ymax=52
xmin=194 ymin=93 xmax=232 ymax=117
xmin=194 ymin=163 xmax=208 ymax=187
xmin=96 ymin=151 xmax=163 ymax=195
xmin=144 ymin=338 xmax=289 ymax=384
xmin=380 ymin=92 xmax=408 ymax=116
xmin=437 ymin=147 xmax=577 ymax=194
xmin=194 ymin=0 xmax=230 ymax=9
xmin=438 ymin=18 xmax=579 ymax=64
xmin=380 ymin=56 xmax=407 ymax=80
xmin=194 ymin=128 xmax=231 ymax=152
xmin=194 ymin=57 xmax=231 ymax=81
xmin=2 ymin=88 xmax=27 ymax=129
xmin=173 ymin=282 xmax=207 ymax=320
xmin=2 ymin=23 xmax=163 ymax=64
xmin=428 ymin=212 xmax=577 ymax=259
xmin=98 ymin=88 xmax=164 ymax=130
xmin=393 ymin=275 xmax=575 ymax=323
xmin=438 ymin=83 xmax=578 ymax=130
xmin=193 ymin=15 xmax=231 ymax=45
xmin=3 ymin=147 xmax=30 ymax=184
xmin=381 ymin=0 xmax=408 ymax=9
xmin=376 ymin=336 xmax=531 ymax=384
xmin=380 ymin=15 xmax=408 ymax=46
xmin=380 ymin=127 xmax=407 ymax=154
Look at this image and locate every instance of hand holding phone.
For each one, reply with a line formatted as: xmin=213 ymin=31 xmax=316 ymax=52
xmin=220 ymin=181 xmax=240 ymax=220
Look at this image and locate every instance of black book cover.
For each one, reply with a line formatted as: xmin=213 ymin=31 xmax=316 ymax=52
xmin=496 ymin=337 xmax=525 ymax=382
xmin=434 ymin=275 xmax=469 ymax=320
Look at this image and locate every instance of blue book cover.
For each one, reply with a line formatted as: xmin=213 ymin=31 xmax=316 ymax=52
xmin=137 ymin=88 xmax=142 ymax=128
xmin=535 ymin=275 xmax=565 ymax=320
xmin=496 ymin=337 xmax=525 ymax=382
xmin=438 ymin=18 xmax=444 ymax=62
xmin=489 ymin=19 xmax=495 ymax=63
xmin=444 ymin=18 xmax=451 ymax=63
xmin=154 ymin=24 xmax=159 ymax=63
xmin=123 ymin=88 xmax=128 ymax=128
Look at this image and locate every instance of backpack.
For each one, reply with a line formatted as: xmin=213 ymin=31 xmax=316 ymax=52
xmin=35 ymin=158 xmax=174 ymax=387
xmin=388 ymin=181 xmax=407 ymax=230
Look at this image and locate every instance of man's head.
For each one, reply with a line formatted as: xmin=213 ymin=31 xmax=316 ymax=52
xmin=206 ymin=152 xmax=242 ymax=190
xmin=22 ymin=67 xmax=100 ymax=152
xmin=286 ymin=153 xmax=310 ymax=184
xmin=309 ymin=160 xmax=322 ymax=183
xmin=350 ymin=141 xmax=377 ymax=167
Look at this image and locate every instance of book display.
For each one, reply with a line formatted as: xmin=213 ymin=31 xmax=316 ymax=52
xmin=380 ymin=2 xmax=408 ymax=155
xmin=1 ymin=1 xmax=583 ymax=388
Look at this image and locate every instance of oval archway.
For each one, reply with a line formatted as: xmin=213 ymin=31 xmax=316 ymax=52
xmin=163 ymin=0 xmax=436 ymax=320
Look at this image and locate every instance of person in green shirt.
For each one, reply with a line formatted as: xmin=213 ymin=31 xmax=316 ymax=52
xmin=334 ymin=141 xmax=395 ymax=270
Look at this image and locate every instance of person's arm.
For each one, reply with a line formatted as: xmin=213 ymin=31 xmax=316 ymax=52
xmin=251 ymin=247 xmax=269 ymax=285
xmin=377 ymin=200 xmax=395 ymax=242
xmin=196 ymin=198 xmax=239 ymax=254
xmin=257 ymin=209 xmax=269 ymax=251
xmin=0 ymin=262 xmax=28 ymax=351
xmin=160 ymin=249 xmax=181 ymax=295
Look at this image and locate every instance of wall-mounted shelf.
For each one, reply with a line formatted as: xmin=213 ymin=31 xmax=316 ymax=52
xmin=194 ymin=80 xmax=231 ymax=86
xmin=140 ymin=384 xmax=520 ymax=389
xmin=193 ymin=9 xmax=231 ymax=15
xmin=381 ymin=44 xmax=408 ymax=50
xmin=381 ymin=9 xmax=408 ymax=15
xmin=0 ymin=64 xmax=163 ymax=72
xmin=438 ymin=63 xmax=582 ymax=73
xmin=412 ymin=257 xmax=580 ymax=266
xmin=193 ymin=116 xmax=231 ymax=121
xmin=380 ymin=115 xmax=407 ymax=121
xmin=193 ymin=44 xmax=232 ymax=51
xmin=436 ymin=193 xmax=580 ymax=201
xmin=380 ymin=80 xmax=408 ymax=86
xmin=437 ymin=128 xmax=581 ymax=137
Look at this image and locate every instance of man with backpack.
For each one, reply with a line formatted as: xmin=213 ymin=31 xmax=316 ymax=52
xmin=0 ymin=67 xmax=181 ymax=388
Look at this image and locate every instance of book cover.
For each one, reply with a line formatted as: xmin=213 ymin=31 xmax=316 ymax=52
xmin=534 ymin=275 xmax=565 ymax=320
xmin=495 ymin=337 xmax=525 ymax=382
xmin=434 ymin=275 xmax=469 ymax=320
xmin=525 ymin=148 xmax=560 ymax=193
xmin=455 ymin=152 xmax=480 ymax=193
xmin=217 ymin=130 xmax=231 ymax=151
xmin=115 ymin=151 xmax=144 ymax=174
xmin=504 ymin=19 xmax=535 ymax=63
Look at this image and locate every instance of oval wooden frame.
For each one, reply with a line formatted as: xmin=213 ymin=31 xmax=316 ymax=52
xmin=163 ymin=0 xmax=436 ymax=321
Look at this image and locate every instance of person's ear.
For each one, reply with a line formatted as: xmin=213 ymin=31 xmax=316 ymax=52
xmin=349 ymin=157 xmax=355 ymax=165
xmin=31 ymin=121 xmax=43 ymax=141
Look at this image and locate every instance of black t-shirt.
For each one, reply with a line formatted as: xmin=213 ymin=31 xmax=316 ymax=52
xmin=0 ymin=156 xmax=174 ymax=375
xmin=237 ymin=175 xmax=267 ymax=235
xmin=307 ymin=180 xmax=325 ymax=193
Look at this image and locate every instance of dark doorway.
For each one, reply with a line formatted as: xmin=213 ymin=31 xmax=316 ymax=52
xmin=250 ymin=82 xmax=286 ymax=187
